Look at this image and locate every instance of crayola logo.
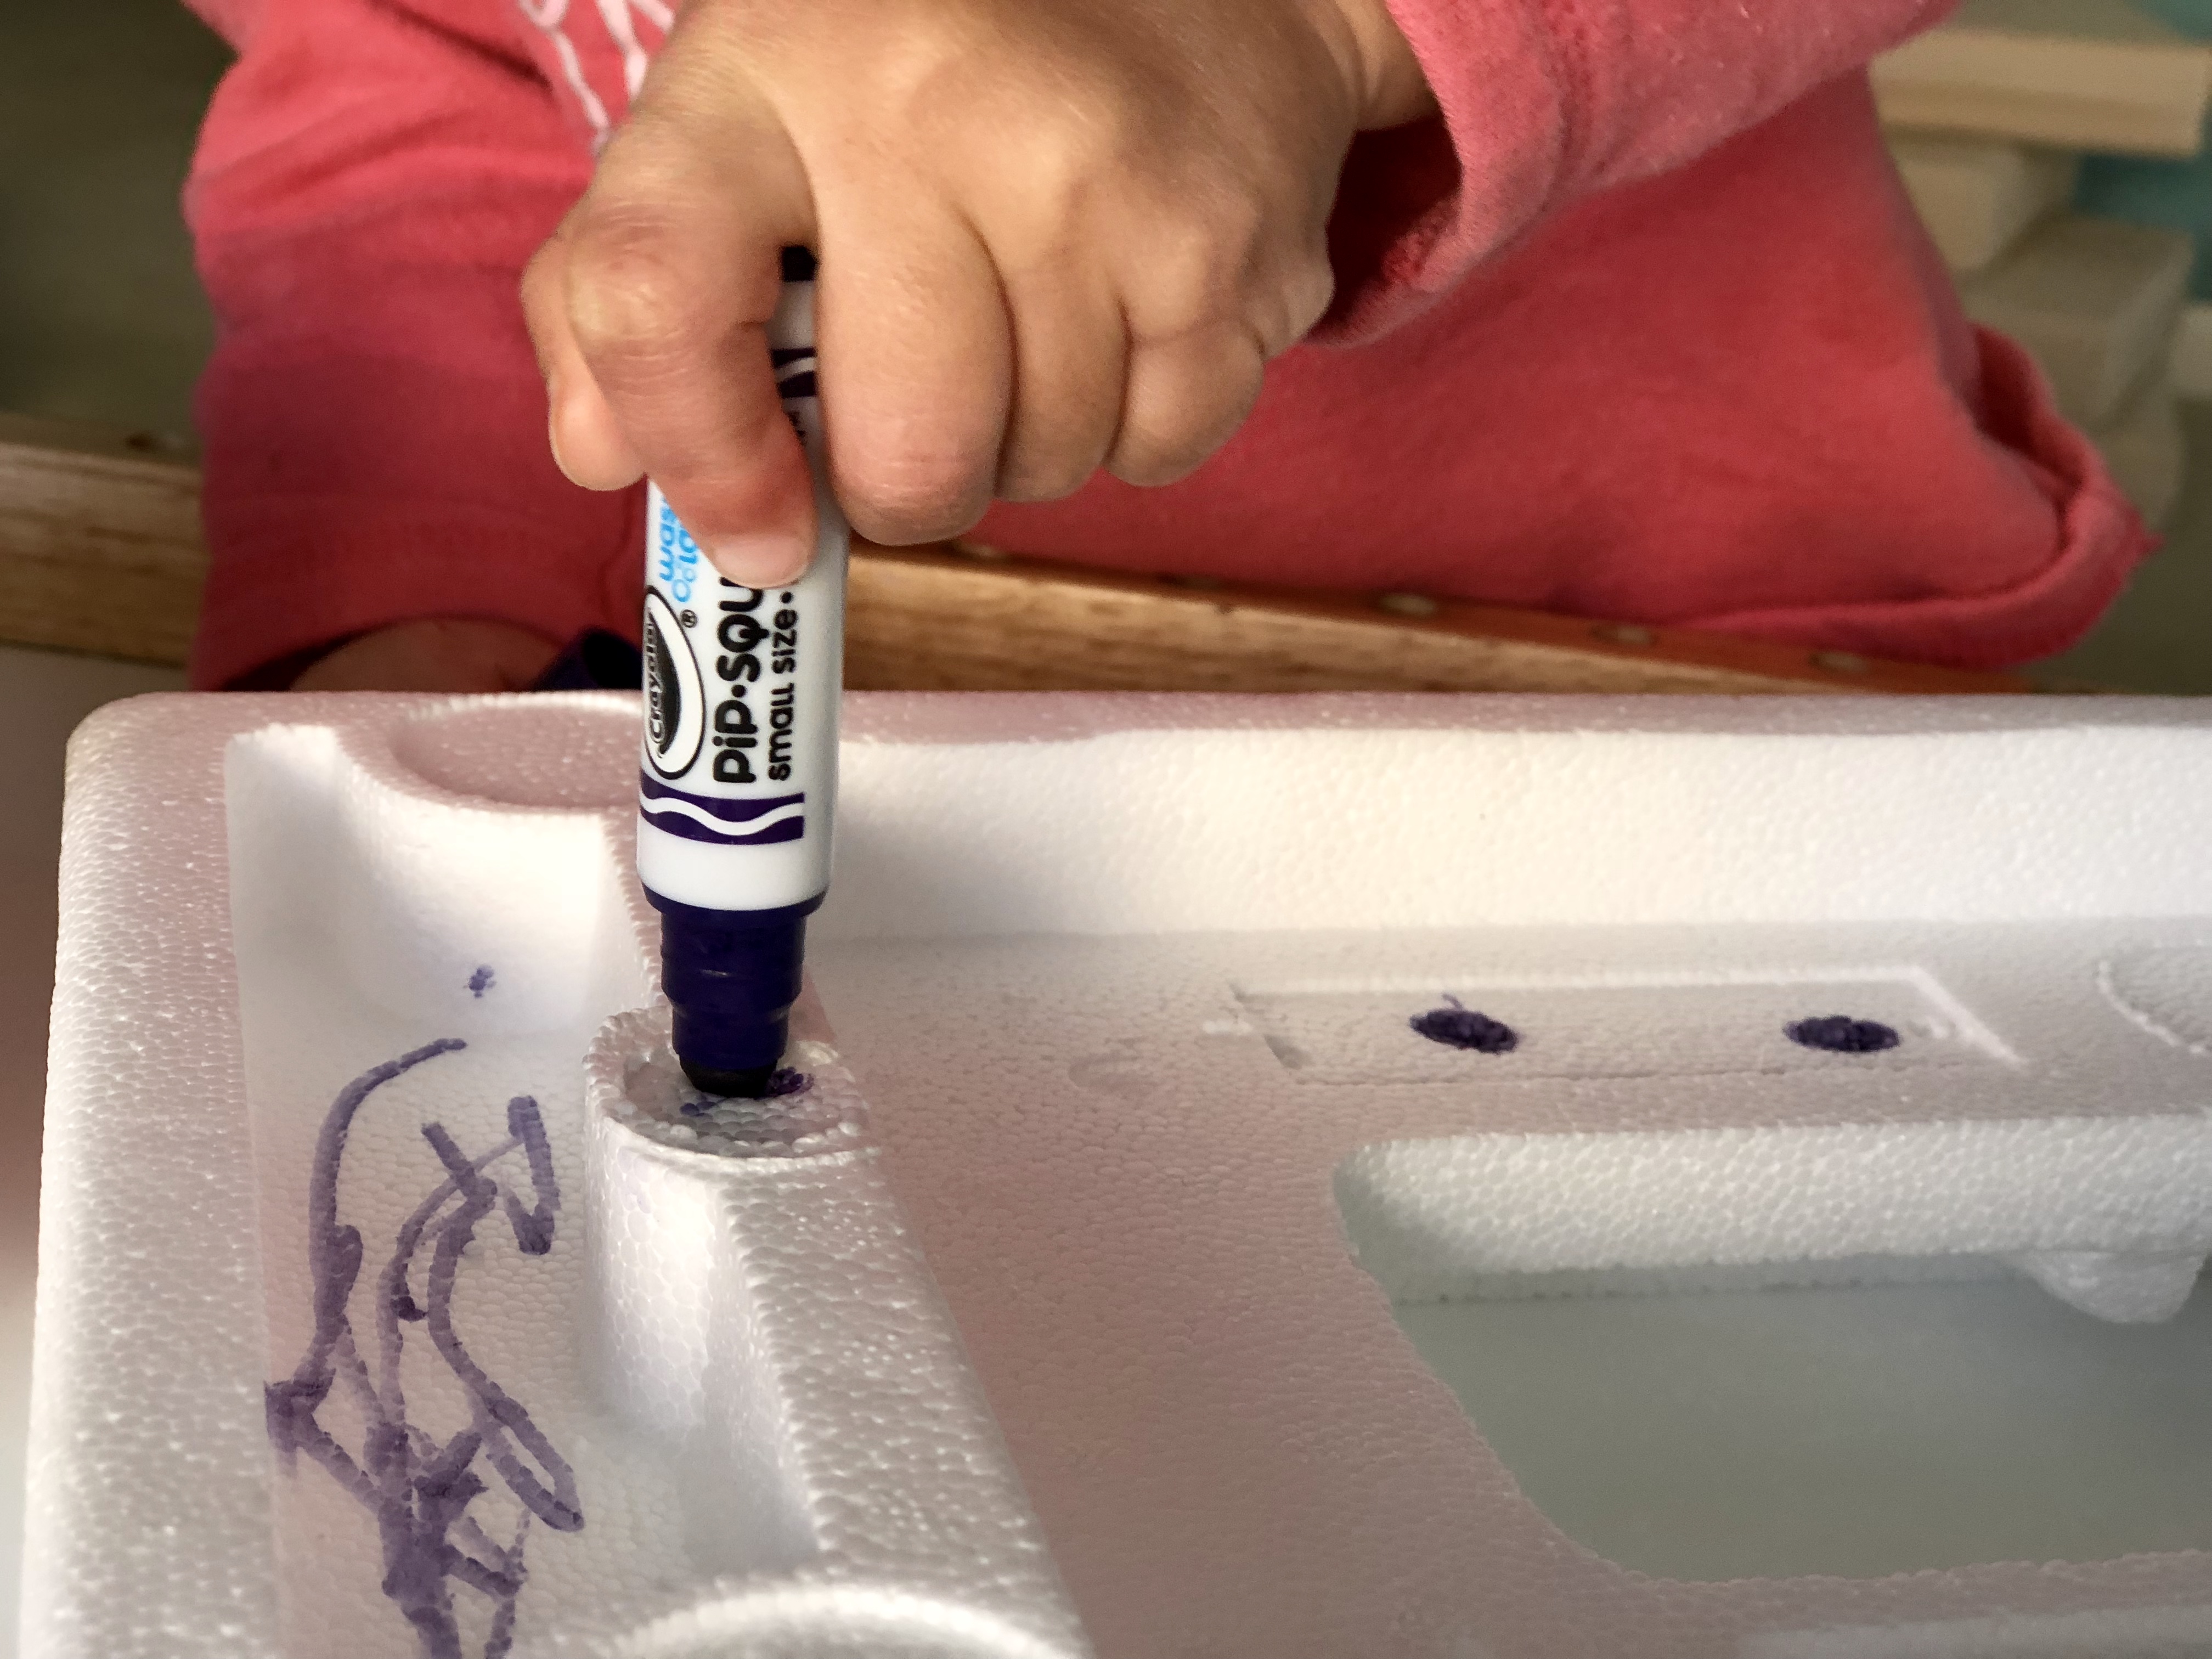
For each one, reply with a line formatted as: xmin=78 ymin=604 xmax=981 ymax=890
xmin=641 ymin=590 xmax=705 ymax=780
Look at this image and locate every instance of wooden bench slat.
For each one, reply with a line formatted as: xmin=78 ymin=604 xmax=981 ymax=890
xmin=0 ymin=414 xmax=2035 ymax=695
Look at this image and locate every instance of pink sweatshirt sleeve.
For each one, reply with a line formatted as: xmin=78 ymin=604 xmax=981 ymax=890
xmin=182 ymin=0 xmax=641 ymax=687
xmin=1323 ymin=0 xmax=1960 ymax=339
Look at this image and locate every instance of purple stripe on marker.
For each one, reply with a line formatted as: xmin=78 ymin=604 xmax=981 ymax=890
xmin=639 ymin=774 xmax=804 ymax=822
xmin=640 ymin=808 xmax=806 ymax=848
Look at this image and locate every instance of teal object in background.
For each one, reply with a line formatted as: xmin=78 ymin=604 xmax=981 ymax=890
xmin=2078 ymin=155 xmax=2212 ymax=298
xmin=2130 ymin=0 xmax=2211 ymax=30
xmin=2073 ymin=0 xmax=2212 ymax=298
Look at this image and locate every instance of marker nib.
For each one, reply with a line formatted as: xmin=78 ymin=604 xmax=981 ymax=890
xmin=680 ymin=1060 xmax=780 ymax=1099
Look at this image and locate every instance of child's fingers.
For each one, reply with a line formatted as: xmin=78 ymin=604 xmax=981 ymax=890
xmin=1108 ymin=323 xmax=1271 ymax=487
xmin=815 ymin=197 xmax=1014 ymax=546
xmin=526 ymin=0 xmax=1374 ymax=563
xmin=557 ymin=78 xmax=821 ymax=586
xmin=995 ymin=264 xmax=1128 ymax=504
xmin=522 ymin=227 xmax=644 ymax=490
xmin=1103 ymin=227 xmax=1334 ymax=487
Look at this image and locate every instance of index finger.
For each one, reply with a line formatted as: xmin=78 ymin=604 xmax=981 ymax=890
xmin=558 ymin=64 xmax=819 ymax=587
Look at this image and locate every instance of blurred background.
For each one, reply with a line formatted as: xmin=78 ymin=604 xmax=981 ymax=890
xmin=3 ymin=0 xmax=224 ymax=441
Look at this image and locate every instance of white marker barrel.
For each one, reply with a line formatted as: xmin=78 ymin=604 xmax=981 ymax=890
xmin=637 ymin=252 xmax=848 ymax=1092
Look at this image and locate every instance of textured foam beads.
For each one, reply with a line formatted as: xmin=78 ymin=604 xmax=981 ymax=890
xmin=25 ymin=690 xmax=2212 ymax=1658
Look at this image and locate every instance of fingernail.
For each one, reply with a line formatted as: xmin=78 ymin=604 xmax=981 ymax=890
xmin=706 ymin=533 xmax=810 ymax=586
xmin=546 ymin=387 xmax=589 ymax=487
xmin=548 ymin=407 xmax=583 ymax=486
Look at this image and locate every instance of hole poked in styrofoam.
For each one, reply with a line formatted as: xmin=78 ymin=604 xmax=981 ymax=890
xmin=1237 ymin=967 xmax=2005 ymax=1085
xmin=613 ymin=1037 xmax=866 ymax=1158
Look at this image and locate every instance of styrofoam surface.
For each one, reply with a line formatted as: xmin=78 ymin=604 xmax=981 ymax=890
xmin=24 ymin=691 xmax=2212 ymax=1659
xmin=0 ymin=645 xmax=182 ymax=1659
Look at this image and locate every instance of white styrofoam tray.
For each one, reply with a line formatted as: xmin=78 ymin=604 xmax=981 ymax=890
xmin=22 ymin=691 xmax=2212 ymax=1659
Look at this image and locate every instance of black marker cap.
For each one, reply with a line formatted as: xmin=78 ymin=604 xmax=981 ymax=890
xmin=780 ymin=245 xmax=818 ymax=284
xmin=652 ymin=892 xmax=823 ymax=1098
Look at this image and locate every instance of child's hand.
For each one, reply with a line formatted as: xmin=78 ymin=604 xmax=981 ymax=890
xmin=523 ymin=0 xmax=1433 ymax=588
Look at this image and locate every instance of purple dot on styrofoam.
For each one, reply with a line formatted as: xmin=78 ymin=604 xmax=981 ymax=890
xmin=468 ymin=966 xmax=495 ymax=999
xmin=1410 ymin=998 xmax=1519 ymax=1054
xmin=1786 ymin=1015 xmax=1900 ymax=1054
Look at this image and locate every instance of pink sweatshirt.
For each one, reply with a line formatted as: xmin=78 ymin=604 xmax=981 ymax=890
xmin=181 ymin=0 xmax=2148 ymax=687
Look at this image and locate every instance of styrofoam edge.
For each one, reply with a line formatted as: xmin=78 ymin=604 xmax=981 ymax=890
xmin=1338 ymin=1116 xmax=2212 ymax=1321
xmin=1741 ymin=1599 xmax=2212 ymax=1659
xmin=24 ymin=696 xmax=279 ymax=1657
xmin=611 ymin=1581 xmax=1097 ymax=1659
xmin=837 ymin=691 xmax=2212 ymax=743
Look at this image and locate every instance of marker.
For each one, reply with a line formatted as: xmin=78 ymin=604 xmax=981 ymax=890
xmin=637 ymin=247 xmax=846 ymax=1097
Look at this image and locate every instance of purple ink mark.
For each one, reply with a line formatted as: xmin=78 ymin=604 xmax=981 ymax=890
xmin=267 ymin=1038 xmax=580 ymax=1659
xmin=1786 ymin=1015 xmax=1901 ymax=1054
xmin=678 ymin=1066 xmax=812 ymax=1115
xmin=469 ymin=967 xmax=495 ymax=999
xmin=1410 ymin=995 xmax=1519 ymax=1054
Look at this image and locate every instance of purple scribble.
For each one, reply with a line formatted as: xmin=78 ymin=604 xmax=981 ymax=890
xmin=468 ymin=967 xmax=495 ymax=999
xmin=267 ymin=1039 xmax=581 ymax=1659
xmin=1786 ymin=1015 xmax=1900 ymax=1053
xmin=1410 ymin=994 xmax=1519 ymax=1054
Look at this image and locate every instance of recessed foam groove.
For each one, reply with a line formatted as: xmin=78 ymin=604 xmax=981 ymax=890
xmin=28 ymin=691 xmax=2212 ymax=1659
